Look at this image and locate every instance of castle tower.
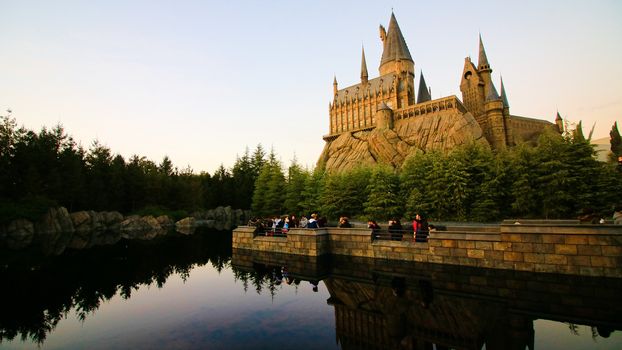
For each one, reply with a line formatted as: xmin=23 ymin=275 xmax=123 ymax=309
xmin=361 ymin=46 xmax=369 ymax=84
xmin=555 ymin=112 xmax=564 ymax=133
xmin=460 ymin=35 xmax=509 ymax=149
xmin=500 ymin=76 xmax=514 ymax=145
xmin=376 ymin=102 xmax=394 ymax=130
xmin=460 ymin=57 xmax=484 ymax=117
xmin=379 ymin=13 xmax=414 ymax=77
xmin=417 ymin=71 xmax=432 ymax=104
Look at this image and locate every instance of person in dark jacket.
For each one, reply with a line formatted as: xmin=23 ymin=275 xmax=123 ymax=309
xmin=388 ymin=218 xmax=403 ymax=241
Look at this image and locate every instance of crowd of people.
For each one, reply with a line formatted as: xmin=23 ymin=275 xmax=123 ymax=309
xmin=248 ymin=212 xmax=434 ymax=242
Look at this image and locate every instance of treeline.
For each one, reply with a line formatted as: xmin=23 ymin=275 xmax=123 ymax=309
xmin=0 ymin=112 xmax=265 ymax=224
xmin=252 ymin=126 xmax=622 ymax=222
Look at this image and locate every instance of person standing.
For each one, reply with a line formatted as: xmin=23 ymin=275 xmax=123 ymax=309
xmin=413 ymin=213 xmax=429 ymax=242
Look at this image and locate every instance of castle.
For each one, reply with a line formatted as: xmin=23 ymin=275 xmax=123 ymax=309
xmin=318 ymin=13 xmax=561 ymax=172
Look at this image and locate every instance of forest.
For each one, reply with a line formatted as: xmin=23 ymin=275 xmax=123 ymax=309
xmin=2 ymin=110 xmax=621 ymax=224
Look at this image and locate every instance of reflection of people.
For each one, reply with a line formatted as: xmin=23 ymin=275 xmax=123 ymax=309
xmin=310 ymin=280 xmax=319 ymax=292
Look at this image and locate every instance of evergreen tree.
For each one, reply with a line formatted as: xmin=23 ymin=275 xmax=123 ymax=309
xmin=364 ymin=166 xmax=402 ymax=221
xmin=610 ymin=122 xmax=622 ymax=163
xmin=283 ymin=157 xmax=309 ymax=215
xmin=299 ymin=168 xmax=325 ymax=215
xmin=231 ymin=147 xmax=256 ymax=209
xmin=251 ymin=149 xmax=285 ymax=216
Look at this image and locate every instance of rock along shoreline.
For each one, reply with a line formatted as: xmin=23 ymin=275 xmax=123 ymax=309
xmin=0 ymin=206 xmax=250 ymax=255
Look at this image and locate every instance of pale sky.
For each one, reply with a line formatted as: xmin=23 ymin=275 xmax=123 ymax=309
xmin=1 ymin=0 xmax=621 ymax=173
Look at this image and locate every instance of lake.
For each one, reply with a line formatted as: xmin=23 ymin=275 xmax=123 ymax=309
xmin=0 ymin=229 xmax=620 ymax=349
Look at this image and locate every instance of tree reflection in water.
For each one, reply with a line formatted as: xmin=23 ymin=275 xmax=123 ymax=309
xmin=0 ymin=228 xmax=232 ymax=344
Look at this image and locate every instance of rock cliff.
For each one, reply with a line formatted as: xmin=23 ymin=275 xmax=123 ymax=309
xmin=318 ymin=110 xmax=486 ymax=172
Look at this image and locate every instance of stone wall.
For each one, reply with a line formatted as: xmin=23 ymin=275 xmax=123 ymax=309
xmin=232 ymin=223 xmax=622 ymax=278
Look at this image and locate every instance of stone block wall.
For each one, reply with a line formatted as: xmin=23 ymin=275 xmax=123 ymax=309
xmin=232 ymin=223 xmax=622 ymax=277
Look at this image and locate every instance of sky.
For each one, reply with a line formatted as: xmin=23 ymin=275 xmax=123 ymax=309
xmin=1 ymin=0 xmax=621 ymax=173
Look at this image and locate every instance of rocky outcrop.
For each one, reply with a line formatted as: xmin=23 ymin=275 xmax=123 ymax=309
xmin=0 ymin=205 xmax=248 ymax=254
xmin=175 ymin=217 xmax=197 ymax=235
xmin=318 ymin=110 xmax=486 ymax=172
xmin=192 ymin=206 xmax=251 ymax=231
xmin=120 ymin=216 xmax=165 ymax=240
xmin=5 ymin=219 xmax=35 ymax=250
xmin=34 ymin=207 xmax=75 ymax=255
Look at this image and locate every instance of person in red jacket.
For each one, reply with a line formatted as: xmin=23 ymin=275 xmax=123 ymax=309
xmin=412 ymin=213 xmax=429 ymax=242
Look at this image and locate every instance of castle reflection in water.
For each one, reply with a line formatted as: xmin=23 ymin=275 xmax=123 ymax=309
xmin=233 ymin=249 xmax=621 ymax=350
xmin=1 ymin=230 xmax=619 ymax=349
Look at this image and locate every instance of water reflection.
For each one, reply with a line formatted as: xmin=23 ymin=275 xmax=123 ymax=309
xmin=0 ymin=228 xmax=231 ymax=344
xmin=233 ymin=250 xmax=622 ymax=350
xmin=1 ymin=231 xmax=621 ymax=349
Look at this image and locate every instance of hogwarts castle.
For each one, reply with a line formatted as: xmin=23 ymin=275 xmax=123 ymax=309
xmin=318 ymin=13 xmax=560 ymax=172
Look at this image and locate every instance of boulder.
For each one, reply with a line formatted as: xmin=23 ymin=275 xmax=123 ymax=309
xmin=175 ymin=217 xmax=196 ymax=235
xmin=6 ymin=219 xmax=35 ymax=250
xmin=120 ymin=216 xmax=165 ymax=240
xmin=156 ymin=215 xmax=174 ymax=227
xmin=101 ymin=211 xmax=124 ymax=231
xmin=34 ymin=207 xmax=75 ymax=255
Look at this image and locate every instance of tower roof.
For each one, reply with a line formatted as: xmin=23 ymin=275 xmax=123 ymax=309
xmin=555 ymin=111 xmax=563 ymax=121
xmin=478 ymin=34 xmax=491 ymax=71
xmin=380 ymin=13 xmax=413 ymax=68
xmin=500 ymin=76 xmax=509 ymax=108
xmin=361 ymin=46 xmax=369 ymax=81
xmin=417 ymin=71 xmax=431 ymax=104
xmin=486 ymin=80 xmax=500 ymax=101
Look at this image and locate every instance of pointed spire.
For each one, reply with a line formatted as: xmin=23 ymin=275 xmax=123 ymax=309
xmin=555 ymin=111 xmax=562 ymax=122
xmin=360 ymin=46 xmax=369 ymax=83
xmin=380 ymin=13 xmax=413 ymax=68
xmin=478 ymin=33 xmax=491 ymax=71
xmin=486 ymin=80 xmax=500 ymax=101
xmin=417 ymin=71 xmax=431 ymax=104
xmin=500 ymin=76 xmax=509 ymax=108
xmin=333 ymin=75 xmax=338 ymax=95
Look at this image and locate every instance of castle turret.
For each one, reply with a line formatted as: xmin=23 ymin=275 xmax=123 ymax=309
xmin=361 ymin=46 xmax=369 ymax=84
xmin=376 ymin=102 xmax=394 ymax=130
xmin=417 ymin=71 xmax=431 ymax=104
xmin=484 ymin=88 xmax=507 ymax=149
xmin=460 ymin=57 xmax=484 ymax=116
xmin=379 ymin=13 xmax=414 ymax=77
xmin=555 ymin=111 xmax=564 ymax=133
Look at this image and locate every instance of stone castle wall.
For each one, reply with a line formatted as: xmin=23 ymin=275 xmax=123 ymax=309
xmin=232 ymin=223 xmax=622 ymax=278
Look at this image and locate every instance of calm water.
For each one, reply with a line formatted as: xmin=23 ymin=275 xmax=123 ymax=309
xmin=0 ymin=230 xmax=620 ymax=349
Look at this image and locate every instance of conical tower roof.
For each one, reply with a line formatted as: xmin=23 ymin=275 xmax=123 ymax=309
xmin=478 ymin=34 xmax=491 ymax=71
xmin=417 ymin=72 xmax=431 ymax=104
xmin=486 ymin=80 xmax=500 ymax=101
xmin=380 ymin=13 xmax=413 ymax=68
xmin=500 ymin=76 xmax=509 ymax=108
xmin=361 ymin=46 xmax=369 ymax=81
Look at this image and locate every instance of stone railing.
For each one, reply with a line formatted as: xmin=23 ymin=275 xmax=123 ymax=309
xmin=233 ymin=222 xmax=622 ymax=278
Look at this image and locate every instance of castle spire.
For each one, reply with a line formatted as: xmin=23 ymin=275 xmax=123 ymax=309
xmin=417 ymin=71 xmax=431 ymax=104
xmin=333 ymin=75 xmax=338 ymax=95
xmin=379 ymin=13 xmax=413 ymax=71
xmin=360 ymin=46 xmax=369 ymax=83
xmin=486 ymin=80 xmax=500 ymax=101
xmin=478 ymin=33 xmax=491 ymax=72
xmin=500 ymin=76 xmax=510 ymax=108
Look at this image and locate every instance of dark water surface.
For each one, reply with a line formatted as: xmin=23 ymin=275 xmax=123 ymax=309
xmin=0 ymin=230 xmax=620 ymax=349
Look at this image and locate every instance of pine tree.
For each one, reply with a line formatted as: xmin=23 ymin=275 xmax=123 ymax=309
xmin=609 ymin=122 xmax=622 ymax=163
xmin=283 ymin=158 xmax=309 ymax=215
xmin=364 ymin=166 xmax=402 ymax=221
